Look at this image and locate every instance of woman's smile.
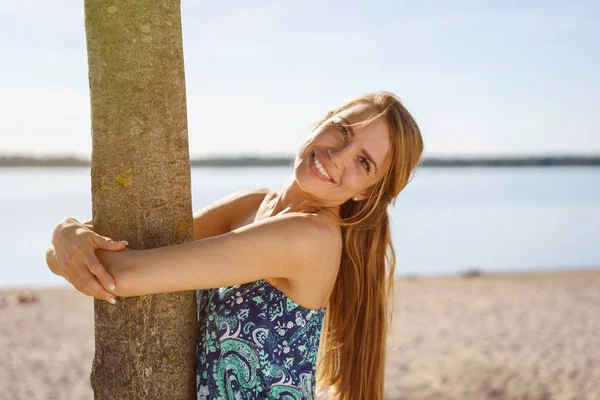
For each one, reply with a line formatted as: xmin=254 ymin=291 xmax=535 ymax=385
xmin=310 ymin=151 xmax=334 ymax=182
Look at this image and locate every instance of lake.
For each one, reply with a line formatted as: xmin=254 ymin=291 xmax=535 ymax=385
xmin=1 ymin=166 xmax=599 ymax=288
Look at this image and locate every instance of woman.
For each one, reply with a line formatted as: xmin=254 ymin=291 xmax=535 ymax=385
xmin=47 ymin=91 xmax=424 ymax=399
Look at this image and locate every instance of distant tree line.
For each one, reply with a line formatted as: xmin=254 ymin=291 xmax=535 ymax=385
xmin=0 ymin=155 xmax=90 ymax=167
xmin=1 ymin=154 xmax=599 ymax=168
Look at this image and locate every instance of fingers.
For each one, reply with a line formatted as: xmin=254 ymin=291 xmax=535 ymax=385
xmin=73 ymin=265 xmax=117 ymax=304
xmin=60 ymin=249 xmax=116 ymax=304
xmin=50 ymin=223 xmax=123 ymax=304
xmin=88 ymin=236 xmax=126 ymax=293
xmin=94 ymin=235 xmax=128 ymax=251
xmin=84 ymin=252 xmax=116 ymax=293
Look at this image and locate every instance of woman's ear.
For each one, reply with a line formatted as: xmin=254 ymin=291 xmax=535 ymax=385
xmin=354 ymin=187 xmax=373 ymax=201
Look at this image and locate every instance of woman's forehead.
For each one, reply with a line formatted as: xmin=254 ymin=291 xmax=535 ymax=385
xmin=336 ymin=103 xmax=374 ymax=121
xmin=337 ymin=105 xmax=391 ymax=139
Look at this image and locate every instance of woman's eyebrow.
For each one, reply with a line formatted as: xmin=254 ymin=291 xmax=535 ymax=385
xmin=338 ymin=116 xmax=356 ymax=137
xmin=339 ymin=116 xmax=378 ymax=174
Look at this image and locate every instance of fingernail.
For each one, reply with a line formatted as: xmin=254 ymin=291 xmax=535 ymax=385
xmin=121 ymin=241 xmax=129 ymax=246
xmin=108 ymin=283 xmax=116 ymax=291
xmin=108 ymin=298 xmax=116 ymax=305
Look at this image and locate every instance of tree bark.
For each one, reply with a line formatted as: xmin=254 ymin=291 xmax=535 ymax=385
xmin=84 ymin=1 xmax=196 ymax=398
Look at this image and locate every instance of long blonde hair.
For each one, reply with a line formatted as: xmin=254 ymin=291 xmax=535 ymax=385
xmin=316 ymin=92 xmax=424 ymax=399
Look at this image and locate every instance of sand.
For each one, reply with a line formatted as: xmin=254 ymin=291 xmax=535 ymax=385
xmin=1 ymin=270 xmax=599 ymax=400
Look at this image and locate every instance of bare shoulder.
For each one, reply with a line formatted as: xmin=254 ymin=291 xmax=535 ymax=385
xmin=264 ymin=211 xmax=340 ymax=248
xmin=299 ymin=212 xmax=341 ymax=251
xmin=192 ymin=188 xmax=272 ymax=240
xmin=295 ymin=211 xmax=342 ymax=277
xmin=233 ymin=210 xmax=341 ymax=271
xmin=252 ymin=211 xmax=341 ymax=310
xmin=228 ymin=188 xmax=275 ymax=229
xmin=301 ymin=212 xmax=342 ymax=309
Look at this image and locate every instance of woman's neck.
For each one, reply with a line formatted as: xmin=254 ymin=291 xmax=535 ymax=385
xmin=269 ymin=176 xmax=340 ymax=218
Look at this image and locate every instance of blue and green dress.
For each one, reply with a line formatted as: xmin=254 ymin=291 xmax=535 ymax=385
xmin=196 ymin=280 xmax=326 ymax=399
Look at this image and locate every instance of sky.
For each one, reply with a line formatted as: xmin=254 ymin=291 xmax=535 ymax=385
xmin=0 ymin=0 xmax=598 ymax=158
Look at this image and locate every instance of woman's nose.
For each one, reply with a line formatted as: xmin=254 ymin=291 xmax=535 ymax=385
xmin=327 ymin=145 xmax=351 ymax=169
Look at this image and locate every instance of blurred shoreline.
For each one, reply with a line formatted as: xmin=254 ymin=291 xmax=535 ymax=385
xmin=2 ymin=154 xmax=600 ymax=168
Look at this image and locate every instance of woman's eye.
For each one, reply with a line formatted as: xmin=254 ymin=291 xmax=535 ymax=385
xmin=336 ymin=124 xmax=348 ymax=141
xmin=359 ymin=157 xmax=370 ymax=172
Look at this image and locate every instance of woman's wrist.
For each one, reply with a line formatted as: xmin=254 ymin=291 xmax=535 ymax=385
xmin=96 ymin=247 xmax=138 ymax=297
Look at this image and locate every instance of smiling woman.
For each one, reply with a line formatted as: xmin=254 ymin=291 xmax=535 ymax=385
xmin=295 ymin=104 xmax=392 ymax=207
xmin=47 ymin=91 xmax=424 ymax=400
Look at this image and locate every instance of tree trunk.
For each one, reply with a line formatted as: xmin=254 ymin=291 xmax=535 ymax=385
xmin=84 ymin=1 xmax=197 ymax=398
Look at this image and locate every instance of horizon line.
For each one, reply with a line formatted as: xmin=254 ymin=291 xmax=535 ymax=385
xmin=2 ymin=153 xmax=600 ymax=161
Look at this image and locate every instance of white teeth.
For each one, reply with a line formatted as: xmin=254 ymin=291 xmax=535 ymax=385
xmin=313 ymin=154 xmax=331 ymax=180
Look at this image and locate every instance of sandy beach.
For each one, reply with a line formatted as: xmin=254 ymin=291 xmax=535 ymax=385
xmin=1 ymin=270 xmax=598 ymax=400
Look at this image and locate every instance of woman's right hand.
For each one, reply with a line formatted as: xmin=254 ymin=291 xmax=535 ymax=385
xmin=51 ymin=217 xmax=128 ymax=302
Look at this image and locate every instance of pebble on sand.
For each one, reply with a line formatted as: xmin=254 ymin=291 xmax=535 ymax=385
xmin=17 ymin=290 xmax=39 ymax=305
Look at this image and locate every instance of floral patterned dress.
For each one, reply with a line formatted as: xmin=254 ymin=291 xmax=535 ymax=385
xmin=196 ymin=280 xmax=326 ymax=399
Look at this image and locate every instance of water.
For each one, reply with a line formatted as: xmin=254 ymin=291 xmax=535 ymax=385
xmin=1 ymin=166 xmax=599 ymax=288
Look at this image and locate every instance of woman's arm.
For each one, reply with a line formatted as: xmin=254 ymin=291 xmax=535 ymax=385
xmin=191 ymin=188 xmax=270 ymax=241
xmin=85 ymin=189 xmax=270 ymax=241
xmin=97 ymin=212 xmax=340 ymax=297
xmin=52 ymin=189 xmax=265 ymax=302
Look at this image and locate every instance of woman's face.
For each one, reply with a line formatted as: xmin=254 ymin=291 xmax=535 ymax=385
xmin=294 ymin=104 xmax=392 ymax=207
